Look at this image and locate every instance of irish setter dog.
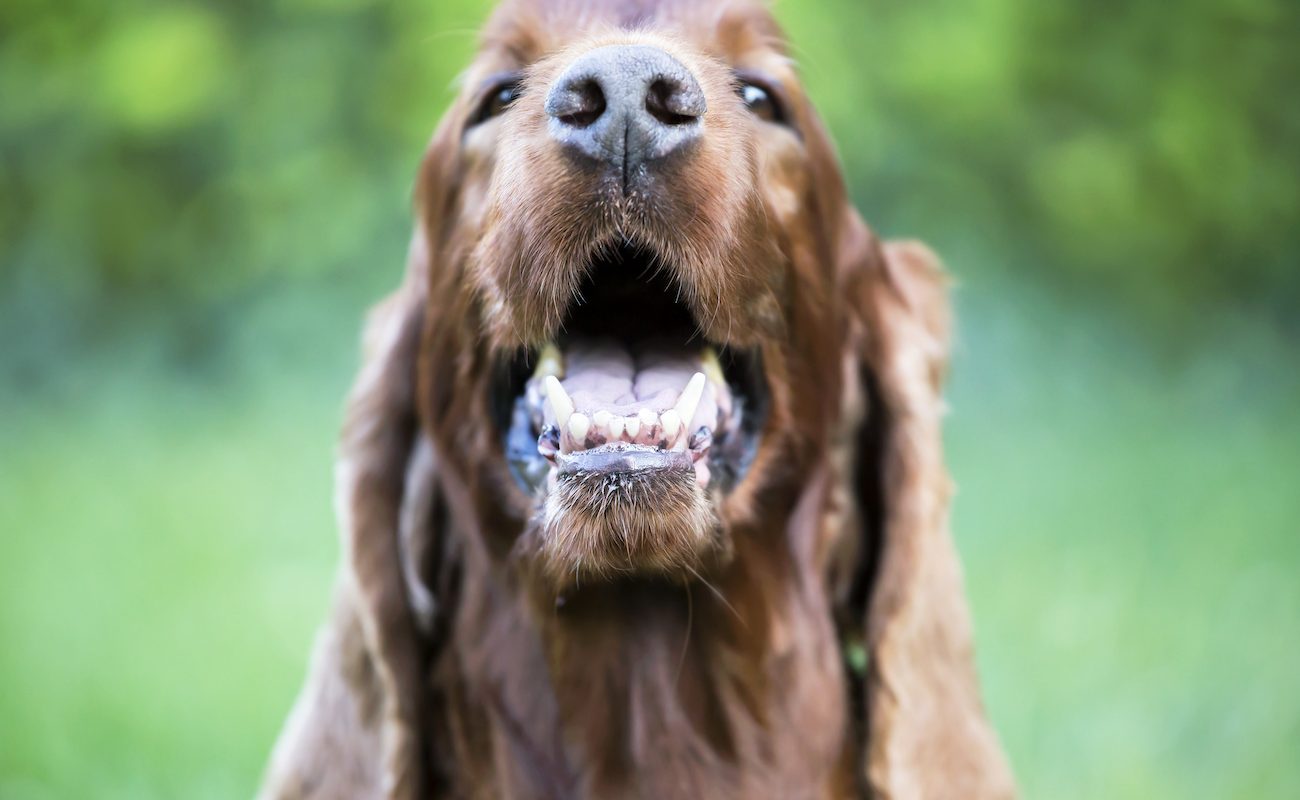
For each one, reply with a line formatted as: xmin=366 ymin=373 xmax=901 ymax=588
xmin=261 ymin=0 xmax=1014 ymax=797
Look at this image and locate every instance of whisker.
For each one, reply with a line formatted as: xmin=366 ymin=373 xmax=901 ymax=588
xmin=686 ymin=564 xmax=745 ymax=629
xmin=674 ymin=583 xmax=694 ymax=689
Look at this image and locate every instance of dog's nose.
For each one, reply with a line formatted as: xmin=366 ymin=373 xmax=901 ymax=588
xmin=545 ymin=45 xmax=706 ymax=175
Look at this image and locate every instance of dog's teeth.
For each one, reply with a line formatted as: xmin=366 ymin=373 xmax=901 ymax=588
xmin=544 ymin=375 xmax=575 ymax=424
xmin=568 ymin=413 xmax=590 ymax=446
xmin=533 ymin=343 xmax=564 ymax=379
xmin=674 ymin=372 xmax=707 ymax=428
xmin=607 ymin=415 xmax=625 ymax=440
xmin=624 ymin=415 xmax=641 ymax=439
xmin=660 ymin=409 xmax=681 ymax=443
xmin=701 ymin=347 xmax=725 ymax=387
xmin=637 ymin=409 xmax=658 ymax=439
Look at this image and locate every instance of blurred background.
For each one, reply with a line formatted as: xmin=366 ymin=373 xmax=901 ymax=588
xmin=1 ymin=0 xmax=1297 ymax=797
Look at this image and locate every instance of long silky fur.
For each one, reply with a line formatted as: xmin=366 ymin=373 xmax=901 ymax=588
xmin=525 ymin=468 xmax=724 ymax=589
xmin=261 ymin=1 xmax=1016 ymax=797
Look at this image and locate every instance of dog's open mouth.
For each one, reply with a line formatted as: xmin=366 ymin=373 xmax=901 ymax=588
xmin=497 ymin=244 xmax=767 ymax=497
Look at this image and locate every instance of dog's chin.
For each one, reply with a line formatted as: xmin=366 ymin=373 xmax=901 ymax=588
xmin=524 ymin=465 xmax=726 ymax=591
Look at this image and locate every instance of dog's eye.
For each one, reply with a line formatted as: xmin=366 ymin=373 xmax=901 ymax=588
xmin=470 ymin=77 xmax=522 ymax=126
xmin=738 ymin=80 xmax=785 ymax=125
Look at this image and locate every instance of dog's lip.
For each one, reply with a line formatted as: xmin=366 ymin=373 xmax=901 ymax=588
xmin=555 ymin=444 xmax=693 ymax=476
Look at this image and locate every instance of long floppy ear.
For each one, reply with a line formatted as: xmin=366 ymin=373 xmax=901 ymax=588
xmin=840 ymin=213 xmax=1017 ymax=798
xmin=260 ymin=238 xmax=439 ymax=800
xmin=261 ymin=102 xmax=471 ymax=797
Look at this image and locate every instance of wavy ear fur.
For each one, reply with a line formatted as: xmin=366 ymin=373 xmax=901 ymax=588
xmin=259 ymin=237 xmax=435 ymax=800
xmin=840 ymin=214 xmax=1016 ymax=799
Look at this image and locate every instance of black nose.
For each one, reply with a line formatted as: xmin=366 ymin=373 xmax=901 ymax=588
xmin=544 ymin=45 xmax=706 ymax=176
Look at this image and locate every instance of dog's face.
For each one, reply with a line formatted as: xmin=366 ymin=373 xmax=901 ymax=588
xmin=265 ymin=6 xmax=1009 ymax=795
xmin=417 ymin=0 xmax=855 ymax=590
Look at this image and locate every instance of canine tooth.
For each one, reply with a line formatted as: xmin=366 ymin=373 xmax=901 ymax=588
xmin=702 ymin=347 xmax=726 ymax=386
xmin=568 ymin=413 xmax=590 ymax=445
xmin=544 ymin=375 xmax=574 ymax=423
xmin=674 ymin=372 xmax=707 ymax=428
xmin=607 ymin=415 xmax=625 ymax=439
xmin=660 ymin=409 xmax=681 ymax=442
xmin=533 ymin=343 xmax=564 ymax=379
xmin=624 ymin=415 xmax=641 ymax=439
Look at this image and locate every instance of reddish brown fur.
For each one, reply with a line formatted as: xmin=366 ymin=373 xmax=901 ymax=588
xmin=527 ymin=468 xmax=724 ymax=588
xmin=261 ymin=1 xmax=1016 ymax=797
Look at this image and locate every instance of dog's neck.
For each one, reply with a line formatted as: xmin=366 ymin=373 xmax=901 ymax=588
xmin=540 ymin=578 xmax=765 ymax=792
xmin=443 ymin=543 xmax=853 ymax=798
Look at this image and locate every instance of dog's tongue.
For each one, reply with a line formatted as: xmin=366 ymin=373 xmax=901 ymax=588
xmin=529 ymin=337 xmax=731 ymax=448
xmin=563 ymin=339 xmax=719 ymax=419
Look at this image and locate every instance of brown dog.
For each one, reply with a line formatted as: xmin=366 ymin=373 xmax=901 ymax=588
xmin=260 ymin=0 xmax=1015 ymax=797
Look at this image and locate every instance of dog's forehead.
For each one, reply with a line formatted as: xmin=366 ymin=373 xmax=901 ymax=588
xmin=478 ymin=0 xmax=785 ymax=68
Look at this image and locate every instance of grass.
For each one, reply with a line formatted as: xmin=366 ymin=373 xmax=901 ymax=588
xmin=0 ymin=310 xmax=350 ymax=799
xmin=948 ymin=284 xmax=1300 ymax=798
xmin=1 ymin=282 xmax=1297 ymax=798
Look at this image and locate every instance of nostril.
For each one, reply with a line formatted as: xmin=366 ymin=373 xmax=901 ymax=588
xmin=545 ymin=45 xmax=707 ymax=169
xmin=645 ymin=78 xmax=703 ymax=127
xmin=549 ymin=78 xmax=606 ymax=128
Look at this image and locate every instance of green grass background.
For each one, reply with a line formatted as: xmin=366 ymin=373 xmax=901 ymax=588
xmin=2 ymin=0 xmax=1297 ymax=797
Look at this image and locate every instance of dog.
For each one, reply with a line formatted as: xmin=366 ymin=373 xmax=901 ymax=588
xmin=260 ymin=0 xmax=1015 ymax=797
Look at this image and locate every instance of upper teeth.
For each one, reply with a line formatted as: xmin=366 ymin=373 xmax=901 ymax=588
xmin=701 ymin=348 xmax=725 ymax=388
xmin=533 ymin=343 xmax=565 ymax=379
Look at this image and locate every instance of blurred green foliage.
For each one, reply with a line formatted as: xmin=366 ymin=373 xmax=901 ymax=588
xmin=2 ymin=0 xmax=1298 ymax=798
xmin=2 ymin=0 xmax=1297 ymax=325
xmin=783 ymin=0 xmax=1299 ymax=321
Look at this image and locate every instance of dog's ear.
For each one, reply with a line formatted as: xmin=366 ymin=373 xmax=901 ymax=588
xmin=262 ymin=120 xmax=464 ymax=797
xmin=335 ymin=247 xmax=432 ymax=800
xmin=260 ymin=254 xmax=434 ymax=800
xmin=326 ymin=114 xmax=473 ymax=796
xmin=838 ymin=211 xmax=1017 ymax=798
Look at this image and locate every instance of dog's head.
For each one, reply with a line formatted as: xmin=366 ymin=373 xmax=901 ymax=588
xmin=324 ymin=2 xmax=1016 ymax=795
xmin=414 ymin=0 xmax=857 ymax=590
